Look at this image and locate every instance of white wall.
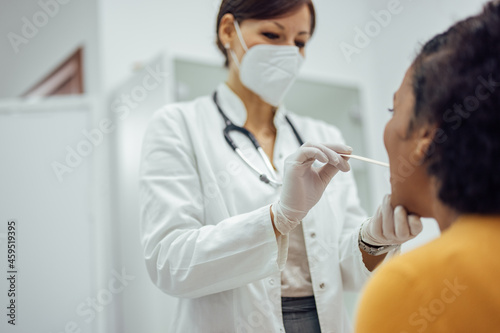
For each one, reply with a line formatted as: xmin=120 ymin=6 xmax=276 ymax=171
xmin=0 ymin=2 xmax=118 ymax=333
xmin=0 ymin=98 xmax=95 ymax=333
xmin=0 ymin=0 xmax=101 ymax=97
xmin=108 ymin=54 xmax=176 ymax=333
xmin=98 ymin=0 xmax=224 ymax=94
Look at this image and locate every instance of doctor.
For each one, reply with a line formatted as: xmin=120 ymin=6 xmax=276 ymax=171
xmin=139 ymin=0 xmax=423 ymax=332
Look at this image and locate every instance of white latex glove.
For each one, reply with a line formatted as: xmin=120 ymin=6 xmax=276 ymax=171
xmin=361 ymin=195 xmax=424 ymax=246
xmin=272 ymin=142 xmax=352 ymax=235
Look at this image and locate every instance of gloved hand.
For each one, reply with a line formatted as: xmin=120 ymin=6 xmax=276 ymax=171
xmin=272 ymin=142 xmax=352 ymax=235
xmin=361 ymin=195 xmax=423 ymax=246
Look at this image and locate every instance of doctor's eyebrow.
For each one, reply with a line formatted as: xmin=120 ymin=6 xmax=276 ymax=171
xmin=270 ymin=21 xmax=311 ymax=36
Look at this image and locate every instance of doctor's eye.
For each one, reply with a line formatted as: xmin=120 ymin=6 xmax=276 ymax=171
xmin=262 ymin=32 xmax=280 ymax=40
xmin=295 ymin=41 xmax=306 ymax=48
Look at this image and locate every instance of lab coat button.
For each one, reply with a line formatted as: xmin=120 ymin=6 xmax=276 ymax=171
xmin=279 ymin=153 xmax=283 ymax=159
xmin=319 ymin=283 xmax=325 ymax=289
xmin=310 ymin=232 xmax=316 ymax=238
xmin=269 ymin=279 xmax=275 ymax=285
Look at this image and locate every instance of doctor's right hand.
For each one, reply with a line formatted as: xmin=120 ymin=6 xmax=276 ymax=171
xmin=271 ymin=142 xmax=352 ymax=235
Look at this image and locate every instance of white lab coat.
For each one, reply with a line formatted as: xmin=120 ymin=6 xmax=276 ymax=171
xmin=139 ymin=83 xmax=371 ymax=333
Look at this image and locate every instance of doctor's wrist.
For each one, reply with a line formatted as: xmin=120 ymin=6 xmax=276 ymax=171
xmin=359 ymin=220 xmax=400 ymax=256
xmin=269 ymin=206 xmax=280 ymax=238
xmin=271 ymin=202 xmax=301 ymax=235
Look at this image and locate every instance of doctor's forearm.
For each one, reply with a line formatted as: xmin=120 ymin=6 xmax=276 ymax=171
xmin=361 ymin=249 xmax=387 ymax=272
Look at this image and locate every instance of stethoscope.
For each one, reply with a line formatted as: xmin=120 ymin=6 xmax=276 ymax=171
xmin=213 ymin=91 xmax=304 ymax=187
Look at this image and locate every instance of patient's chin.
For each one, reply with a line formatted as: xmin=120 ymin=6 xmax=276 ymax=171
xmin=390 ymin=193 xmax=431 ymax=218
xmin=390 ymin=181 xmax=405 ymax=206
xmin=389 ymin=191 xmax=405 ymax=209
xmin=390 ymin=190 xmax=415 ymax=214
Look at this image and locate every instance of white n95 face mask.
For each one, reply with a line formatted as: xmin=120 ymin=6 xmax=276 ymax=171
xmin=228 ymin=20 xmax=305 ymax=107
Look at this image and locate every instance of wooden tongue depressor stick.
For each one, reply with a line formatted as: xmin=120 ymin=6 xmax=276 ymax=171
xmin=339 ymin=154 xmax=390 ymax=168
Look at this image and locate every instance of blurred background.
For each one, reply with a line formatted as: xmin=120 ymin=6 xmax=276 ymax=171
xmin=0 ymin=0 xmax=490 ymax=332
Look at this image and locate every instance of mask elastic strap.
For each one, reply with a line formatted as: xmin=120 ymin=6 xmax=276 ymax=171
xmin=229 ymin=49 xmax=241 ymax=70
xmin=227 ymin=20 xmax=248 ymax=70
xmin=233 ymin=20 xmax=249 ymax=52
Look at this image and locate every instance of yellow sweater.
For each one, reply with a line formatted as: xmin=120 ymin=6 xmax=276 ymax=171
xmin=355 ymin=215 xmax=500 ymax=333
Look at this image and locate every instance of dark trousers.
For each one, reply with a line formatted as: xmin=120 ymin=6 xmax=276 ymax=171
xmin=282 ymin=296 xmax=321 ymax=333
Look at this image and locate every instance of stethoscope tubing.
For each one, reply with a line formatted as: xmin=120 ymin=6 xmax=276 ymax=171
xmin=213 ymin=91 xmax=304 ymax=187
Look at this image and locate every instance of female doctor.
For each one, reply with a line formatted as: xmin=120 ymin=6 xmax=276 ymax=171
xmin=139 ymin=0 xmax=423 ymax=332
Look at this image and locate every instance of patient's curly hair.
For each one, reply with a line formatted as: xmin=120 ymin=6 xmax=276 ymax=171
xmin=412 ymin=0 xmax=500 ymax=214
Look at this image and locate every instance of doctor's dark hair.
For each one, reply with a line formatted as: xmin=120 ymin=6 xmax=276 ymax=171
xmin=216 ymin=0 xmax=316 ymax=67
xmin=410 ymin=0 xmax=500 ymax=214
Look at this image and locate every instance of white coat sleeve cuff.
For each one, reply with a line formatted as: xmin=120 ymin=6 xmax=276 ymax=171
xmin=352 ymin=229 xmax=372 ymax=278
xmin=339 ymin=221 xmax=372 ymax=291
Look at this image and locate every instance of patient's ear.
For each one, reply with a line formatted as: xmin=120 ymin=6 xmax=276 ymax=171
xmin=412 ymin=126 xmax=436 ymax=163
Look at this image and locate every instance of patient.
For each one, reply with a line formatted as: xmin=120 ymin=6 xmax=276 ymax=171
xmin=355 ymin=1 xmax=500 ymax=332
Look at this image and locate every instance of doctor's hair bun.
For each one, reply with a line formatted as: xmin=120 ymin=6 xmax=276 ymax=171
xmin=411 ymin=0 xmax=500 ymax=214
xmin=215 ymin=0 xmax=316 ymax=67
